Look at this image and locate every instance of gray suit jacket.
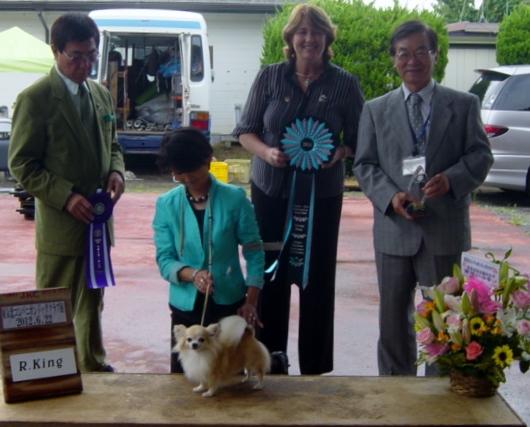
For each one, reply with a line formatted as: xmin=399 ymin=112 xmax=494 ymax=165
xmin=353 ymin=83 xmax=493 ymax=257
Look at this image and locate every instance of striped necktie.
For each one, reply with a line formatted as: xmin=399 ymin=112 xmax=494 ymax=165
xmin=407 ymin=93 xmax=425 ymax=155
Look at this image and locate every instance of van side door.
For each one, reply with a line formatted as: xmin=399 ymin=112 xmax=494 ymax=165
xmin=178 ymin=33 xmax=191 ymax=128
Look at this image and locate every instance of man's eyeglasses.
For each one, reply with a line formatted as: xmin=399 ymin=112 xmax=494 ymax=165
xmin=61 ymin=51 xmax=101 ymax=64
xmin=394 ymin=50 xmax=434 ymax=63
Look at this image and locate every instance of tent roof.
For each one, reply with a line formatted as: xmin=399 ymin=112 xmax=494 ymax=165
xmin=0 ymin=26 xmax=54 ymax=73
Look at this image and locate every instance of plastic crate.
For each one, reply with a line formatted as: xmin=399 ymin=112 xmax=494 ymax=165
xmin=210 ymin=161 xmax=228 ymax=183
xmin=225 ymin=159 xmax=251 ymax=184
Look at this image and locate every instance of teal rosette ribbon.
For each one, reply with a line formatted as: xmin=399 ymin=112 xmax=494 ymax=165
xmin=267 ymin=117 xmax=336 ymax=289
xmin=281 ymin=117 xmax=334 ymax=171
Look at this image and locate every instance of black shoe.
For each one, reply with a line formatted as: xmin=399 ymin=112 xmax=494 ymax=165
xmin=270 ymin=351 xmax=289 ymax=375
xmin=102 ymin=364 xmax=117 ymax=373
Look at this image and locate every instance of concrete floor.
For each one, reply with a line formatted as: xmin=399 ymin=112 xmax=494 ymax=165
xmin=0 ymin=182 xmax=528 ymax=424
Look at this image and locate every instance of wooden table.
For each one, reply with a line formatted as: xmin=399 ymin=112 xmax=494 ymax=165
xmin=0 ymin=374 xmax=525 ymax=426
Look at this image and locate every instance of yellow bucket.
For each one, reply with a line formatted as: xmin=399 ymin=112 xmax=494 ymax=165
xmin=210 ymin=161 xmax=228 ymax=183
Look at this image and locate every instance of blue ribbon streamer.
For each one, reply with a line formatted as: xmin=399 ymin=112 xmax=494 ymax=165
xmin=85 ymin=190 xmax=116 ymax=289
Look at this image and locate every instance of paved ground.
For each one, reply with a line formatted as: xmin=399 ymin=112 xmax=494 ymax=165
xmin=0 ymin=180 xmax=528 ymax=424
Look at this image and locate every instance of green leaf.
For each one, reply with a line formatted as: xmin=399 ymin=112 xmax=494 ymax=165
xmin=461 ymin=292 xmax=471 ymax=315
xmin=433 ymin=287 xmax=446 ymax=313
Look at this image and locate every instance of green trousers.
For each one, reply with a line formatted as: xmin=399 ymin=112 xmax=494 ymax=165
xmin=36 ymin=252 xmax=108 ymax=372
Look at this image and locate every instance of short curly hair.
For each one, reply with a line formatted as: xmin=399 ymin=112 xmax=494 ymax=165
xmin=157 ymin=127 xmax=212 ymax=174
xmin=282 ymin=4 xmax=336 ymax=62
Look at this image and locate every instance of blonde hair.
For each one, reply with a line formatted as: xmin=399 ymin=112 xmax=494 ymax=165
xmin=282 ymin=4 xmax=337 ymax=61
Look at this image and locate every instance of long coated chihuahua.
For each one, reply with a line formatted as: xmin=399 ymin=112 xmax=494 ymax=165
xmin=173 ymin=315 xmax=271 ymax=397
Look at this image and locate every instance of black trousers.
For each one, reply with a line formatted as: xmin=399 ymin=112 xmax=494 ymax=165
xmin=251 ymin=182 xmax=342 ymax=374
xmin=169 ymin=293 xmax=245 ymax=373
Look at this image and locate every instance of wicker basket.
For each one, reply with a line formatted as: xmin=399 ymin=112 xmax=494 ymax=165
xmin=449 ymin=371 xmax=498 ymax=397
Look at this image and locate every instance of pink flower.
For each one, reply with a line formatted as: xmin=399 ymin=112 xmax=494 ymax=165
xmin=439 ymin=277 xmax=460 ymax=295
xmin=416 ymin=300 xmax=432 ymax=317
xmin=463 ymin=277 xmax=492 ymax=303
xmin=417 ymin=327 xmax=435 ymax=345
xmin=517 ymin=319 xmax=530 ymax=337
xmin=479 ymin=299 xmax=503 ymax=314
xmin=512 ymin=290 xmax=530 ymax=309
xmin=424 ymin=342 xmax=448 ymax=362
xmin=446 ymin=314 xmax=462 ymax=330
xmin=465 ymin=341 xmax=484 ymax=361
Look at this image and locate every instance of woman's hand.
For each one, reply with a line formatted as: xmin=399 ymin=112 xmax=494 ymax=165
xmin=238 ymin=303 xmax=263 ymax=328
xmin=193 ymin=270 xmax=214 ymax=295
xmin=322 ymin=145 xmax=351 ymax=169
xmin=264 ymin=147 xmax=289 ymax=168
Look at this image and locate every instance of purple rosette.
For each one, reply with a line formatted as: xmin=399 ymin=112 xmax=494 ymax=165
xmin=85 ymin=191 xmax=116 ymax=289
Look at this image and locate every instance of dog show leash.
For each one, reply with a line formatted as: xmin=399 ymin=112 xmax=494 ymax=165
xmin=200 ymin=202 xmax=214 ymax=327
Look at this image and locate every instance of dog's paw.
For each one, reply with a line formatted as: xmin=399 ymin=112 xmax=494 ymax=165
xmin=202 ymin=390 xmax=216 ymax=397
xmin=253 ymin=382 xmax=265 ymax=390
xmin=193 ymin=384 xmax=207 ymax=393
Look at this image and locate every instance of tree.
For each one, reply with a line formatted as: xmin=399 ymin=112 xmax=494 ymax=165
xmin=496 ymin=4 xmax=530 ymax=64
xmin=433 ymin=0 xmax=526 ymax=24
xmin=261 ymin=0 xmax=448 ymax=101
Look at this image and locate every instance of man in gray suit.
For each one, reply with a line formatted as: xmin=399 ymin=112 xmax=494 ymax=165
xmin=353 ymin=20 xmax=493 ymax=376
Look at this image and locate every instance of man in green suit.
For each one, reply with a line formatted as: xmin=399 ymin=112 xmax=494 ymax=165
xmin=8 ymin=12 xmax=125 ymax=372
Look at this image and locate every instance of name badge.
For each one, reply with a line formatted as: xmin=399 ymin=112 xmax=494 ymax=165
xmin=402 ymin=156 xmax=426 ymax=176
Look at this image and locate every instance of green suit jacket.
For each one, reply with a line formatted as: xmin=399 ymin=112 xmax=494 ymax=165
xmin=9 ymin=67 xmax=125 ymax=256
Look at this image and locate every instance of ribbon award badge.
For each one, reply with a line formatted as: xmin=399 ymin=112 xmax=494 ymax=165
xmin=271 ymin=117 xmax=335 ymax=289
xmin=85 ymin=190 xmax=116 ymax=289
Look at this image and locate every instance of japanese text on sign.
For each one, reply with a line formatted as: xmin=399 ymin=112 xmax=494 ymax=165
xmin=461 ymin=252 xmax=499 ymax=288
xmin=1 ymin=301 xmax=67 ymax=330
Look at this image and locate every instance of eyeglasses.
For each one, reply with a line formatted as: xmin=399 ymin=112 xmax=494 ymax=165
xmin=61 ymin=51 xmax=101 ymax=64
xmin=394 ymin=50 xmax=434 ymax=63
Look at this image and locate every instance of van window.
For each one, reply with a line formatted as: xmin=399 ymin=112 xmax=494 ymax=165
xmin=493 ymin=74 xmax=530 ymax=112
xmin=469 ymin=72 xmax=508 ymax=110
xmin=190 ymin=35 xmax=204 ymax=82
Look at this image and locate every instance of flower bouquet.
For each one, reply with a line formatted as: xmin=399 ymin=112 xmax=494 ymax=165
xmin=414 ymin=249 xmax=530 ymax=396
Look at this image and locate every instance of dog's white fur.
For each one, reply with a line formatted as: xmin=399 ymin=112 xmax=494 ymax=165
xmin=173 ymin=315 xmax=271 ymax=397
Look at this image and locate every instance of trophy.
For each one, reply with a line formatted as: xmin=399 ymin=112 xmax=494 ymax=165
xmin=406 ymin=165 xmax=428 ymax=218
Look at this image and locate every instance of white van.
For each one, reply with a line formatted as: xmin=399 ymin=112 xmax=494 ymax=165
xmin=89 ymin=9 xmax=212 ymax=154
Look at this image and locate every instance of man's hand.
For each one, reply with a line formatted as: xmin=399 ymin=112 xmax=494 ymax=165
xmin=65 ymin=193 xmax=94 ymax=224
xmin=422 ymin=173 xmax=450 ymax=199
xmin=391 ymin=191 xmax=417 ymax=221
xmin=106 ymin=171 xmax=125 ymax=204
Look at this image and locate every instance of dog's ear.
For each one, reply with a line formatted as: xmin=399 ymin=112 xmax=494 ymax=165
xmin=206 ymin=323 xmax=220 ymax=336
xmin=173 ymin=325 xmax=187 ymax=341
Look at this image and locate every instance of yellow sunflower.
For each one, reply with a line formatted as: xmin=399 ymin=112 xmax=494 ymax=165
xmin=469 ymin=317 xmax=486 ymax=336
xmin=493 ymin=345 xmax=513 ymax=368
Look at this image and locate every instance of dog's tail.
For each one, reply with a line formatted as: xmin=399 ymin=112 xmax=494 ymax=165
xmin=218 ymin=315 xmax=249 ymax=346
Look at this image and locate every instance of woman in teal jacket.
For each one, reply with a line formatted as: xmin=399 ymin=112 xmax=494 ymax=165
xmin=152 ymin=127 xmax=264 ymax=373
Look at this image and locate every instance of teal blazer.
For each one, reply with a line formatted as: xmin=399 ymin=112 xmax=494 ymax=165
xmin=152 ymin=176 xmax=264 ymax=311
xmin=9 ymin=67 xmax=125 ymax=256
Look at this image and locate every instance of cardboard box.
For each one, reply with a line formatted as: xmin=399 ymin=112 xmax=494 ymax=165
xmin=225 ymin=159 xmax=251 ymax=184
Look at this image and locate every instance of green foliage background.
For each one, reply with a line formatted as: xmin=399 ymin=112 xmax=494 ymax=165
xmin=261 ymin=0 xmax=448 ymax=101
xmin=433 ymin=0 xmax=525 ymax=24
xmin=496 ymin=5 xmax=530 ymax=65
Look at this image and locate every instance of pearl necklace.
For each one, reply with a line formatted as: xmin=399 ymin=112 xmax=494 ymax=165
xmin=186 ymin=190 xmax=209 ymax=204
xmin=295 ymin=72 xmax=316 ymax=88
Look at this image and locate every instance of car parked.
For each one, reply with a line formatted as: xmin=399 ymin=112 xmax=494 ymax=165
xmin=469 ymin=65 xmax=530 ymax=194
